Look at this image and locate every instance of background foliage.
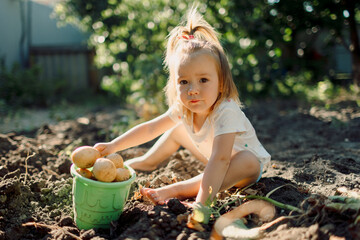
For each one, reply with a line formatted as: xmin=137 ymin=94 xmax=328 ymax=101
xmin=1 ymin=0 xmax=359 ymax=111
xmin=54 ymin=0 xmax=359 ymax=105
xmin=0 ymin=59 xmax=67 ymax=108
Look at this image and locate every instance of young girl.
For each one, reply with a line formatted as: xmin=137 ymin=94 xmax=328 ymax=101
xmin=94 ymin=8 xmax=270 ymax=206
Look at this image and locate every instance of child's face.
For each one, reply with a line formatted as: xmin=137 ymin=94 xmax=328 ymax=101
xmin=175 ymin=50 xmax=220 ymax=117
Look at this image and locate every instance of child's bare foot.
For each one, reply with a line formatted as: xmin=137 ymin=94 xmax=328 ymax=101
xmin=125 ymin=157 xmax=157 ymax=171
xmin=140 ymin=187 xmax=177 ymax=205
xmin=140 ymin=188 xmax=164 ymax=205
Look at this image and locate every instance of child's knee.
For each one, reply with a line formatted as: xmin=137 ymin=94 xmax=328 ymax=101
xmin=249 ymin=160 xmax=261 ymax=180
xmin=249 ymin=158 xmax=261 ymax=174
xmin=235 ymin=150 xmax=259 ymax=167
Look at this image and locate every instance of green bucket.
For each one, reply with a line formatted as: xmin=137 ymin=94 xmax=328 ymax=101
xmin=70 ymin=164 xmax=136 ymax=230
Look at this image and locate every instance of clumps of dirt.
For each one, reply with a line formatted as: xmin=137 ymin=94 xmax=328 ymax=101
xmin=21 ymin=219 xmax=80 ymax=240
xmin=133 ymin=149 xmax=205 ymax=189
xmin=111 ymin=199 xmax=210 ymax=240
xmin=296 ymin=195 xmax=358 ymax=235
xmin=0 ymin=134 xmax=17 ymax=155
xmin=0 ymin=99 xmax=359 ymax=240
xmin=264 ymin=193 xmax=360 ymax=240
xmin=0 ymin=172 xmax=74 ymax=240
xmin=0 ymin=132 xmax=74 ymax=240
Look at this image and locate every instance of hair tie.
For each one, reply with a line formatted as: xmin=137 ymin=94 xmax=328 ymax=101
xmin=178 ymin=35 xmax=194 ymax=40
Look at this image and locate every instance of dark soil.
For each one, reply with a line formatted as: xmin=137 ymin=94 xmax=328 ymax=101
xmin=0 ymin=99 xmax=359 ymax=240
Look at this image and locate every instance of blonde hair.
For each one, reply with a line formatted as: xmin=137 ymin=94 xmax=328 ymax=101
xmin=164 ymin=7 xmax=240 ymax=120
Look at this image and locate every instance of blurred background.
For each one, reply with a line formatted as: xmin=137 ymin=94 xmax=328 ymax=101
xmin=1 ymin=0 xmax=359 ymax=131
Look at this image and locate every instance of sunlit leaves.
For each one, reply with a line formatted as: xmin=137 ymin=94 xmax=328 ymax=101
xmin=303 ymin=1 xmax=314 ymax=13
xmin=247 ymin=54 xmax=258 ymax=67
xmin=54 ymin=0 xmax=360 ymax=101
xmin=239 ymin=38 xmax=252 ymax=49
xmin=282 ymin=27 xmax=292 ymax=41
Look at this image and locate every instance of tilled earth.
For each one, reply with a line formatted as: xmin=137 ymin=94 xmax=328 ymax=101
xmin=0 ymin=99 xmax=359 ymax=240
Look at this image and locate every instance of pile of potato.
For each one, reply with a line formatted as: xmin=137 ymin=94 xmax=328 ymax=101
xmin=71 ymin=146 xmax=131 ymax=183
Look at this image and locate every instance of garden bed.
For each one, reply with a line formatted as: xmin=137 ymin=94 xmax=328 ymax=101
xmin=0 ymin=99 xmax=359 ymax=239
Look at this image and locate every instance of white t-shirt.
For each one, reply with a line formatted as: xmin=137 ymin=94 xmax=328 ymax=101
xmin=167 ymin=99 xmax=271 ymax=164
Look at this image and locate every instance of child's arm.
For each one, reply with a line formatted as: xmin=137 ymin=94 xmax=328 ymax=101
xmin=195 ymin=132 xmax=236 ymax=204
xmin=94 ymin=113 xmax=176 ymax=156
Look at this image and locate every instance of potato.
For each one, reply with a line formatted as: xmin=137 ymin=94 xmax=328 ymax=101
xmin=76 ymin=168 xmax=93 ymax=179
xmin=115 ymin=168 xmax=131 ymax=182
xmin=71 ymin=146 xmax=100 ymax=169
xmin=92 ymin=158 xmax=117 ymax=182
xmin=106 ymin=153 xmax=124 ymax=168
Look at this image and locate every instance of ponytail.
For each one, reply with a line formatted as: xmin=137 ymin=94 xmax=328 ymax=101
xmin=164 ymin=7 xmax=222 ymax=70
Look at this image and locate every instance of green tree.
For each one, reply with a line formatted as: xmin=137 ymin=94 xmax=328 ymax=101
xmin=206 ymin=0 xmax=360 ymax=90
xmin=55 ymin=0 xmax=196 ymax=106
xmin=54 ymin=0 xmax=360 ymax=104
xmin=266 ymin=0 xmax=360 ymax=86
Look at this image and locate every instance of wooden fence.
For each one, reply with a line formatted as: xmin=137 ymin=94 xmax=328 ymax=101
xmin=29 ymin=46 xmax=100 ymax=91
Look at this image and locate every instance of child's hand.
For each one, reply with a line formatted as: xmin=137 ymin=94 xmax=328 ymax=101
xmin=93 ymin=142 xmax=115 ymax=157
